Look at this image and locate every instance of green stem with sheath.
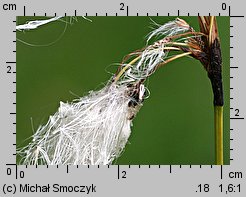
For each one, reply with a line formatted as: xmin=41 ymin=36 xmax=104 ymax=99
xmin=208 ymin=37 xmax=224 ymax=165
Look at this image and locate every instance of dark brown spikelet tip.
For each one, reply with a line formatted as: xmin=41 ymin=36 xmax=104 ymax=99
xmin=197 ymin=16 xmax=223 ymax=106
xmin=208 ymin=38 xmax=223 ymax=106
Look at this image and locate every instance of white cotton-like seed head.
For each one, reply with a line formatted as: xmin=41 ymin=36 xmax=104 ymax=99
xmin=147 ymin=18 xmax=190 ymax=43
xmin=19 ymin=83 xmax=145 ymax=165
xmin=18 ymin=18 xmax=194 ymax=165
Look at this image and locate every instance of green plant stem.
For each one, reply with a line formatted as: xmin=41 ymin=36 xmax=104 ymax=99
xmin=214 ymin=105 xmax=223 ymax=165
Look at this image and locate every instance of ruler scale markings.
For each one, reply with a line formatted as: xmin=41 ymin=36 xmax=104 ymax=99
xmin=117 ymin=165 xmax=120 ymax=179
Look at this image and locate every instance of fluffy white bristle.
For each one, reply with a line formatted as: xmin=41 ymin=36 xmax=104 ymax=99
xmin=19 ymin=18 xmax=194 ymax=165
xmin=19 ymin=84 xmax=144 ymax=165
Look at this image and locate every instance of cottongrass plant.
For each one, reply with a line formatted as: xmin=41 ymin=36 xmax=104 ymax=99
xmin=19 ymin=17 xmax=219 ymax=165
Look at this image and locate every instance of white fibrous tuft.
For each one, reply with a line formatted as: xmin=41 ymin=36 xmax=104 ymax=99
xmin=147 ymin=18 xmax=190 ymax=43
xmin=16 ymin=17 xmax=63 ymax=31
xmin=19 ymin=18 xmax=193 ymax=165
xmin=119 ymin=18 xmax=192 ymax=83
xmin=19 ymin=84 xmax=144 ymax=165
xmin=121 ymin=45 xmax=166 ymax=83
xmin=16 ymin=16 xmax=91 ymax=31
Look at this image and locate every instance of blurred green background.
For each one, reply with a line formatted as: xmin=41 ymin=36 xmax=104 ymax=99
xmin=17 ymin=16 xmax=230 ymax=165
